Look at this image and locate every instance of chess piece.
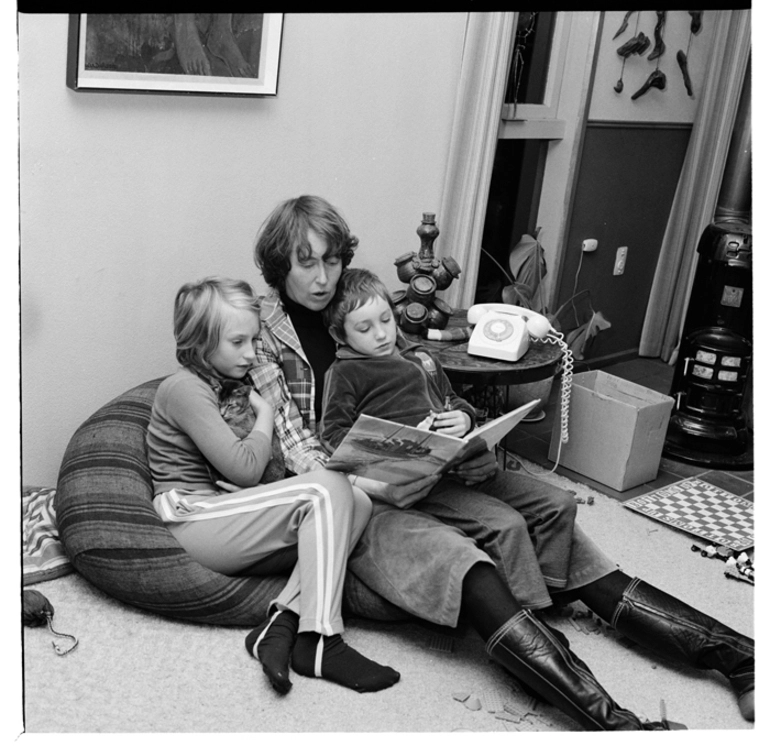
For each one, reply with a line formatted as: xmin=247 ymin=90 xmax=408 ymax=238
xmin=725 ymin=569 xmax=753 ymax=585
xmin=631 ymin=69 xmax=666 ymax=100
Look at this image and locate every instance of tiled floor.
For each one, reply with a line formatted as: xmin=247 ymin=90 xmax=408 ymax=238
xmin=503 ymin=356 xmax=754 ymax=505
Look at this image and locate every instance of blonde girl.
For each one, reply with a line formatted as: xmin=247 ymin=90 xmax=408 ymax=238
xmin=147 ymin=276 xmax=399 ymax=695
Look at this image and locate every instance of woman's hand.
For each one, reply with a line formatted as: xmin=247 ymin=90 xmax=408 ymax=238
xmin=354 ymin=473 xmax=441 ymax=509
xmin=448 ymin=447 xmax=498 ymax=485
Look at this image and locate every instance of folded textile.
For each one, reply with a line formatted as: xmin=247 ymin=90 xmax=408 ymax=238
xmin=22 ymin=487 xmax=74 ymax=585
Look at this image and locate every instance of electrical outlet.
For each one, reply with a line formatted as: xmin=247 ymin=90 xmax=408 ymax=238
xmin=613 ymin=246 xmax=628 ymax=275
xmin=582 ymin=239 xmax=598 ymax=253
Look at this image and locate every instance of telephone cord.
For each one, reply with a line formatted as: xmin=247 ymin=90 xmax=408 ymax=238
xmin=511 ymin=331 xmax=573 ymax=477
xmin=550 ymin=331 xmax=573 ymax=446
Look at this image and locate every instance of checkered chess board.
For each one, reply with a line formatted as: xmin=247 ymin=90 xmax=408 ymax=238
xmin=623 ymin=478 xmax=754 ymax=551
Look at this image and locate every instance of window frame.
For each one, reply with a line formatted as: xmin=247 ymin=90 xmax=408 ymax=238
xmin=499 ymin=12 xmax=572 ymax=140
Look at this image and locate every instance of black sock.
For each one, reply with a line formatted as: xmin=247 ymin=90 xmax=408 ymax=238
xmin=460 ymin=561 xmax=523 ymax=641
xmin=291 ymin=632 xmax=400 ymax=693
xmin=245 ymin=609 xmax=299 ymax=695
xmin=572 ymin=569 xmax=632 ymax=623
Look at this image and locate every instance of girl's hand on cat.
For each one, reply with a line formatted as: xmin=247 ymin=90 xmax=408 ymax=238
xmin=249 ymin=390 xmax=274 ymax=418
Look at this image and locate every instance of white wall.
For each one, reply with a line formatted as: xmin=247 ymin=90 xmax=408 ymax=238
xmin=19 ymin=12 xmax=467 ymax=486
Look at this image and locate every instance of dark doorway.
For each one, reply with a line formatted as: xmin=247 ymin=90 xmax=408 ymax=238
xmin=475 ymin=11 xmax=556 ymax=305
xmin=475 ymin=139 xmax=548 ymax=305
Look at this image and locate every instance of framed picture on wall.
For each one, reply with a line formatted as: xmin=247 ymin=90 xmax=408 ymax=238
xmin=66 ymin=13 xmax=284 ymax=96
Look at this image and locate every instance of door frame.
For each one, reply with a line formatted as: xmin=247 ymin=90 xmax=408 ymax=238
xmin=438 ymin=10 xmax=601 ymax=312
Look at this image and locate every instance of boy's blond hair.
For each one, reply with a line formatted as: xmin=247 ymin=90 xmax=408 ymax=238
xmin=323 ymin=268 xmax=395 ymax=342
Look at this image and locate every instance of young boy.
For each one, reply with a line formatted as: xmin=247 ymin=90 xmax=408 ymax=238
xmin=319 ymin=268 xmax=578 ymax=608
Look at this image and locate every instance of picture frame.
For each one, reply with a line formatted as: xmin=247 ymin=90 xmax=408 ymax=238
xmin=66 ymin=13 xmax=283 ymax=97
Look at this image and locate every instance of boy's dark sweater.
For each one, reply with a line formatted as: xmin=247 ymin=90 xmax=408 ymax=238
xmin=319 ymin=336 xmax=476 ymax=453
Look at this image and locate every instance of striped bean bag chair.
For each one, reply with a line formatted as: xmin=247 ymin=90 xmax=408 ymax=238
xmin=55 ymin=377 xmax=409 ymax=626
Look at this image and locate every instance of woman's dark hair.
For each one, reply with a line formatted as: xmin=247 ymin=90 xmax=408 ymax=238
xmin=253 ymin=195 xmax=359 ymax=291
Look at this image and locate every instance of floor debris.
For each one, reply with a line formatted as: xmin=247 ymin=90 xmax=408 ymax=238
xmin=463 ymin=696 xmax=482 ymax=711
xmin=428 ymin=633 xmax=455 ymax=653
xmin=481 ymin=689 xmax=508 ymax=713
xmin=496 ymin=711 xmax=522 ymax=723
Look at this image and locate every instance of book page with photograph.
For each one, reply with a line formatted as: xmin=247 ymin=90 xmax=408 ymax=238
xmin=325 ymin=399 xmax=540 ymax=485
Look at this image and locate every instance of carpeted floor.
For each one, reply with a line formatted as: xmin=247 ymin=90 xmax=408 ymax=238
xmin=18 ymin=462 xmax=755 ymax=735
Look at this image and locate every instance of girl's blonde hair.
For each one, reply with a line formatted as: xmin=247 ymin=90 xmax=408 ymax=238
xmin=173 ymin=277 xmax=261 ymax=373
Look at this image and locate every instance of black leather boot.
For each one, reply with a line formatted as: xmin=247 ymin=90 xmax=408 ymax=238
xmin=611 ymin=577 xmax=754 ymax=721
xmin=486 ymin=609 xmax=666 ymax=730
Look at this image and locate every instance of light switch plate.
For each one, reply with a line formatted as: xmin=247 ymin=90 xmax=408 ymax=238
xmin=613 ymin=246 xmax=628 ymax=275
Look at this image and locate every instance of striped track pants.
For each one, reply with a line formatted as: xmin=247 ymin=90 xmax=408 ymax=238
xmin=153 ymin=470 xmax=366 ymax=635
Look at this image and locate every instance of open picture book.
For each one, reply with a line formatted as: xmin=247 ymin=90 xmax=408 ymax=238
xmin=325 ymin=399 xmax=540 ymax=485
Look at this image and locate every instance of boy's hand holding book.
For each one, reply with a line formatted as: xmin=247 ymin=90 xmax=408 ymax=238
xmin=419 ymin=409 xmax=472 ymax=437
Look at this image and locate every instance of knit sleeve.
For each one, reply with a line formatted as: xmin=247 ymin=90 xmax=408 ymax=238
xmin=164 ymin=375 xmax=272 ymax=487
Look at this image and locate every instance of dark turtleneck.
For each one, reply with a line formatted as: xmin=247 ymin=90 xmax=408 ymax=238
xmin=281 ymin=292 xmax=338 ymax=424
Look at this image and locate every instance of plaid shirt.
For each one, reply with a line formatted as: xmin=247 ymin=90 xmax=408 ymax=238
xmin=250 ymin=289 xmax=329 ymax=475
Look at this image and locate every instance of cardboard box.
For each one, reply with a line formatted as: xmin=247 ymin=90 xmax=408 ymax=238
xmin=548 ymin=371 xmax=674 ymax=492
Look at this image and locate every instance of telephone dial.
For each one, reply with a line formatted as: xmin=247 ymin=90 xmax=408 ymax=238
xmin=465 ymin=303 xmax=575 ymax=469
xmin=467 ymin=303 xmax=552 ymax=362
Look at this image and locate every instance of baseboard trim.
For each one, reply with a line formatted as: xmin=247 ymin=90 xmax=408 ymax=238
xmin=573 ymin=349 xmax=641 ymax=372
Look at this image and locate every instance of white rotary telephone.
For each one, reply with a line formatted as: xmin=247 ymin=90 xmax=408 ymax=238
xmin=467 ymin=303 xmax=552 ymax=362
xmin=466 ymin=303 xmax=575 ymax=460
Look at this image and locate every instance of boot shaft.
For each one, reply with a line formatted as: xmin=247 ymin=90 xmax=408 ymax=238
xmin=486 ymin=610 xmax=654 ymax=731
xmin=611 ymin=577 xmax=754 ymax=679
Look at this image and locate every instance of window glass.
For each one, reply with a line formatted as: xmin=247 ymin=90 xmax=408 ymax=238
xmin=505 ymin=12 xmax=556 ymax=105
